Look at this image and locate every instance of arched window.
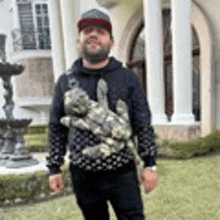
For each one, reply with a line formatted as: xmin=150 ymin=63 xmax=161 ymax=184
xmin=127 ymin=9 xmax=200 ymax=121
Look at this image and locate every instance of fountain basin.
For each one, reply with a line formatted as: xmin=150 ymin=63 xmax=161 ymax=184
xmin=8 ymin=119 xmax=32 ymax=128
xmin=0 ymin=161 xmax=47 ymax=175
xmin=0 ymin=63 xmax=24 ymax=76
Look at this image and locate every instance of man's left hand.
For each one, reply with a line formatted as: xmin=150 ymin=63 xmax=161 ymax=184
xmin=140 ymin=168 xmax=158 ymax=193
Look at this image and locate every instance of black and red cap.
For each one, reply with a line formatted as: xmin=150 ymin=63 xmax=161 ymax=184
xmin=78 ymin=9 xmax=112 ymax=35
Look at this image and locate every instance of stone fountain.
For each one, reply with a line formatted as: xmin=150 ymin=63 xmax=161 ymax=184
xmin=0 ymin=35 xmax=39 ymax=169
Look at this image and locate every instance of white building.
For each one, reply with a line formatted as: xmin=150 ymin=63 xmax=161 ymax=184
xmin=0 ymin=0 xmax=219 ymax=140
xmin=0 ymin=0 xmax=105 ymax=125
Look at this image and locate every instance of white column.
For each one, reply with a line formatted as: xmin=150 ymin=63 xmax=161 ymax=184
xmin=60 ymin=0 xmax=78 ymax=70
xmin=143 ymin=0 xmax=167 ymax=124
xmin=48 ymin=0 xmax=66 ymax=82
xmin=12 ymin=0 xmax=20 ymax=29
xmin=171 ymin=0 xmax=195 ymax=124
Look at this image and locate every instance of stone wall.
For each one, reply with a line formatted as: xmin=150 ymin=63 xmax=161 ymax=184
xmin=154 ymin=125 xmax=200 ymax=140
xmin=15 ymin=58 xmax=54 ymax=98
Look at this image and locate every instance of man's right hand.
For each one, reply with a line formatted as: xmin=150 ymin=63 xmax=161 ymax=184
xmin=49 ymin=173 xmax=64 ymax=193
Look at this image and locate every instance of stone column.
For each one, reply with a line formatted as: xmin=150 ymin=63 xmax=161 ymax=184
xmin=60 ymin=0 xmax=78 ymax=70
xmin=12 ymin=0 xmax=20 ymax=29
xmin=48 ymin=0 xmax=66 ymax=82
xmin=143 ymin=0 xmax=167 ymax=124
xmin=171 ymin=0 xmax=195 ymax=124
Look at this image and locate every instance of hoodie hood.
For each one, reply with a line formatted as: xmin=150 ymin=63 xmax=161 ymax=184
xmin=71 ymin=57 xmax=122 ymax=75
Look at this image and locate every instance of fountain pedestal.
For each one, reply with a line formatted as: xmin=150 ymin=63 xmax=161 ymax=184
xmin=0 ymin=119 xmax=7 ymax=152
xmin=5 ymin=119 xmax=39 ymax=168
xmin=0 ymin=129 xmax=16 ymax=166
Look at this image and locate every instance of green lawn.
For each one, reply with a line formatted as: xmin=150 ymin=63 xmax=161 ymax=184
xmin=1 ymin=155 xmax=220 ymax=220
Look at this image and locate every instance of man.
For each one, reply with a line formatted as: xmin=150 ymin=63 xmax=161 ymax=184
xmin=47 ymin=9 xmax=158 ymax=220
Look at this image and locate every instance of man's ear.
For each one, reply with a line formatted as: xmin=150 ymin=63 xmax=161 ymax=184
xmin=110 ymin=38 xmax=114 ymax=49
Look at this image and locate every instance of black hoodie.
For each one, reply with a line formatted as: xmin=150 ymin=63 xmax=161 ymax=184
xmin=46 ymin=57 xmax=157 ymax=174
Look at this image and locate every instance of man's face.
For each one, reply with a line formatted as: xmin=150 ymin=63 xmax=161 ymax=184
xmin=77 ymin=26 xmax=113 ymax=64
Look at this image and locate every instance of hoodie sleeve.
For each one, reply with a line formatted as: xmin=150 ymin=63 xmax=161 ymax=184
xmin=128 ymin=73 xmax=157 ymax=168
xmin=46 ymin=74 xmax=69 ymax=175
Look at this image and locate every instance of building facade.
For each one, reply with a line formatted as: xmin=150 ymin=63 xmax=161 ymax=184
xmin=101 ymin=0 xmax=215 ymax=140
xmin=0 ymin=0 xmax=219 ymax=140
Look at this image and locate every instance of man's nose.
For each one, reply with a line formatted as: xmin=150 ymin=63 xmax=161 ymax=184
xmin=88 ymin=30 xmax=99 ymax=39
xmin=90 ymin=29 xmax=99 ymax=35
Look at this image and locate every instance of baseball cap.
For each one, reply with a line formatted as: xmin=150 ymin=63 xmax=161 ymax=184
xmin=78 ymin=9 xmax=112 ymax=36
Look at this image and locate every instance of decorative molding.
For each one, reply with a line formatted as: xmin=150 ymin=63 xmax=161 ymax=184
xmin=95 ymin=0 xmax=118 ymax=8
xmin=16 ymin=0 xmax=31 ymax=4
xmin=191 ymin=2 xmax=213 ymax=136
xmin=17 ymin=96 xmax=52 ymax=108
xmin=10 ymin=50 xmax=51 ymax=62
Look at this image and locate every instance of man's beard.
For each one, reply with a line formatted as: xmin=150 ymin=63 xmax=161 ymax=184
xmin=81 ymin=43 xmax=111 ymax=64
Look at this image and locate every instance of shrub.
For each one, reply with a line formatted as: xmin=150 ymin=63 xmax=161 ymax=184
xmin=0 ymin=164 xmax=72 ymax=205
xmin=158 ymin=130 xmax=220 ymax=159
xmin=168 ymin=138 xmax=203 ymax=159
xmin=202 ymin=130 xmax=220 ymax=153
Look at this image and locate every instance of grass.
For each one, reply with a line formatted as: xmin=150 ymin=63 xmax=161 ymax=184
xmin=0 ymin=155 xmax=220 ymax=220
xmin=143 ymin=155 xmax=220 ymax=219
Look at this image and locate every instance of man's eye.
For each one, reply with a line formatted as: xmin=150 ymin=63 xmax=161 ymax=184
xmin=82 ymin=27 xmax=106 ymax=35
xmin=83 ymin=28 xmax=92 ymax=34
xmin=97 ymin=28 xmax=105 ymax=34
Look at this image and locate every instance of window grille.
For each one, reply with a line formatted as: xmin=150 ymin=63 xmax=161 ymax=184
xmin=13 ymin=2 xmax=51 ymax=50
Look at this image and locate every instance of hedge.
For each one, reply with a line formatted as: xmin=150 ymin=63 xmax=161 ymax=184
xmin=158 ymin=130 xmax=220 ymax=159
xmin=27 ymin=125 xmax=48 ymax=135
xmin=0 ymin=164 xmax=72 ymax=205
xmin=24 ymin=133 xmax=48 ymax=152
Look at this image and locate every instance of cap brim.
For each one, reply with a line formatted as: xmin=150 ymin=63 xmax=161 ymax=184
xmin=78 ymin=18 xmax=112 ymax=33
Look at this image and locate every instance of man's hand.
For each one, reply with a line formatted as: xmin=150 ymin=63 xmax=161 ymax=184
xmin=49 ymin=173 xmax=64 ymax=193
xmin=140 ymin=168 xmax=158 ymax=193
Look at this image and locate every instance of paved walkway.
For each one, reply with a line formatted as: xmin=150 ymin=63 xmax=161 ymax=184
xmin=32 ymin=151 xmax=70 ymax=164
xmin=0 ymin=152 xmax=70 ymax=175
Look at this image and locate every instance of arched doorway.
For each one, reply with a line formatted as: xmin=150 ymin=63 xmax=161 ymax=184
xmin=127 ymin=9 xmax=200 ymax=122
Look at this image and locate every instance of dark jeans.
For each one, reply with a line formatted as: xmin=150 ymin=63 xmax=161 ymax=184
xmin=69 ymin=163 xmax=145 ymax=220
